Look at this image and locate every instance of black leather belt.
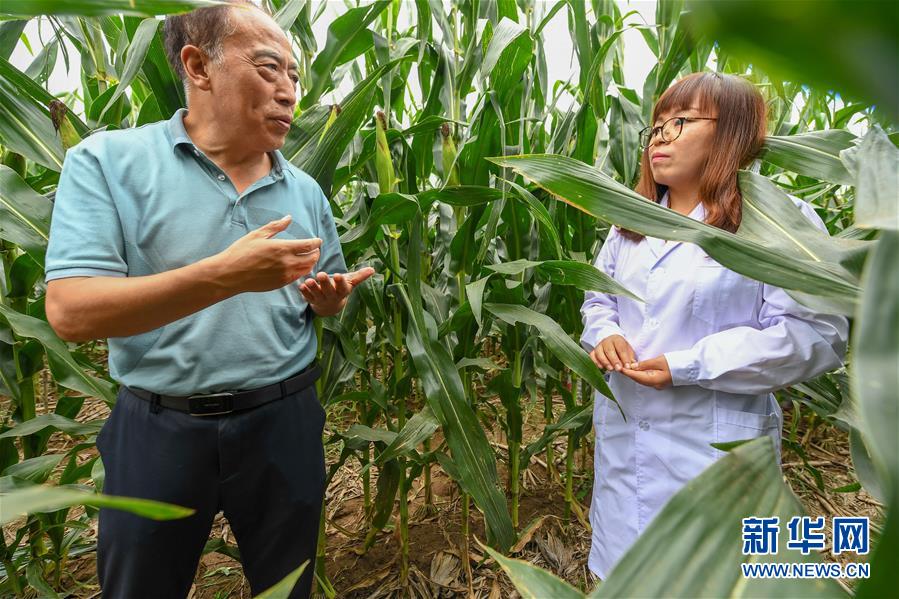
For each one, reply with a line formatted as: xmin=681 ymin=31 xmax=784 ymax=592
xmin=126 ymin=362 xmax=322 ymax=416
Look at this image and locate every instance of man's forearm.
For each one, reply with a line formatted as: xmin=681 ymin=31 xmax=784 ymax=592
xmin=46 ymin=255 xmax=234 ymax=342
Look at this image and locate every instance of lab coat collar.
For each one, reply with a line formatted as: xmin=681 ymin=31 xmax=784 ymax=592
xmin=645 ymin=192 xmax=705 ymax=266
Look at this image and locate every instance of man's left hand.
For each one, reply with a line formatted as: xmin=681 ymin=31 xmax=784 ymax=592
xmin=621 ymin=355 xmax=673 ymax=390
xmin=299 ymin=267 xmax=376 ymax=316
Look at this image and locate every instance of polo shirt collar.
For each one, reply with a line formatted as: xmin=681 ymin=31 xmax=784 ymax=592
xmin=166 ymin=108 xmax=292 ymax=180
xmin=269 ymin=150 xmax=292 ymax=179
xmin=167 ymin=108 xmax=193 ymax=149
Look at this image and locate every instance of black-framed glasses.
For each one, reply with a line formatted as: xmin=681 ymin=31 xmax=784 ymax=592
xmin=639 ymin=116 xmax=718 ymax=148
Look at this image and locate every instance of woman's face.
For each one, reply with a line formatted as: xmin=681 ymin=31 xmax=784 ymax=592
xmin=646 ymin=105 xmax=718 ymax=190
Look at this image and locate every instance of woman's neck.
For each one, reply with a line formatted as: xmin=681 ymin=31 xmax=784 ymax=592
xmin=666 ymin=184 xmax=702 ymax=216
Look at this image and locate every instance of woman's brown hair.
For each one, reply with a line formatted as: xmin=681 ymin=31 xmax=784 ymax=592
xmin=618 ymin=72 xmax=767 ymax=242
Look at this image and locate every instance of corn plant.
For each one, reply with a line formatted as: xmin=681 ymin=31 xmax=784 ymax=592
xmin=1 ymin=0 xmax=895 ymax=596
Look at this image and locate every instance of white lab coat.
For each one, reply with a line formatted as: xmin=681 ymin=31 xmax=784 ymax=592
xmin=580 ymin=194 xmax=848 ymax=579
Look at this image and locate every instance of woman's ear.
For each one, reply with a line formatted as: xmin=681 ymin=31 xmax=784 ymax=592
xmin=181 ymin=45 xmax=212 ymax=92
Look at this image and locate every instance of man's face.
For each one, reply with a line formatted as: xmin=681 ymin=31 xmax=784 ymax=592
xmin=208 ymin=8 xmax=298 ymax=152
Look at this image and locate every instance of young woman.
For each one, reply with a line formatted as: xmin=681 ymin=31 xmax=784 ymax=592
xmin=580 ymin=72 xmax=848 ymax=579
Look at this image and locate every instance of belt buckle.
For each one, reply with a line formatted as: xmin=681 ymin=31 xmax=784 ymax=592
xmin=188 ymin=392 xmax=235 ymax=416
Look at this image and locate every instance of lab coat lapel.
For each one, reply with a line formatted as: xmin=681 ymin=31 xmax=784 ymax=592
xmin=648 ymin=195 xmax=705 ymax=268
xmin=644 ymin=193 xmax=668 ymax=260
xmin=645 ymin=236 xmax=664 ymax=260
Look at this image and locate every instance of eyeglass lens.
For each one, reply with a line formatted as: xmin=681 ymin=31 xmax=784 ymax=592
xmin=641 ymin=117 xmax=684 ymax=147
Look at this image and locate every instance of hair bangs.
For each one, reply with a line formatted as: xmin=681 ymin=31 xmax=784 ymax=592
xmin=651 ymin=73 xmax=722 ymax=124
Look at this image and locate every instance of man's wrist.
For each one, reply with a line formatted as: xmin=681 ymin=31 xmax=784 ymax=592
xmin=309 ymin=297 xmax=347 ymax=317
xmin=193 ymin=254 xmax=235 ymax=302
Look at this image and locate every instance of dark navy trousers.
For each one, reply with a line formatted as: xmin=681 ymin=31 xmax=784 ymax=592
xmin=96 ymin=383 xmax=326 ymax=598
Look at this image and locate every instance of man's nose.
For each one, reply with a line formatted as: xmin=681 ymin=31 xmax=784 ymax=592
xmin=275 ymin=77 xmax=296 ymax=109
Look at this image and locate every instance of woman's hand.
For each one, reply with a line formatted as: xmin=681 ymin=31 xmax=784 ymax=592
xmin=590 ymin=335 xmax=673 ymax=390
xmin=622 ymin=356 xmax=672 ymax=390
xmin=590 ymin=334 xmax=637 ymax=372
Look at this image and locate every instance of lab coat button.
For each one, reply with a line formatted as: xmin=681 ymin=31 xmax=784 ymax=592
xmin=639 ymin=420 xmax=650 ymax=431
xmin=217 ymin=174 xmax=226 ymax=181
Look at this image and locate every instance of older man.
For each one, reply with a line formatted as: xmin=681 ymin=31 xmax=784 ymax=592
xmin=44 ymin=2 xmax=370 ymax=597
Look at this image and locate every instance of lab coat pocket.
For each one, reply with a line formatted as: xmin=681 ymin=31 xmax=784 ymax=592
xmin=692 ymin=264 xmax=760 ymax=327
xmin=714 ymin=406 xmax=779 ymax=455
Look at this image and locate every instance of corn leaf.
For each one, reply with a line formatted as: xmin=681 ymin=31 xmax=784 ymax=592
xmin=608 ymin=92 xmax=641 ymax=186
xmin=377 ymin=406 xmax=439 ymax=464
xmin=0 ymin=165 xmax=52 ymax=265
xmin=0 ymin=56 xmax=88 ymax=135
xmin=254 ymin=562 xmax=308 ymax=599
xmin=852 ymin=229 xmax=898 ymax=498
xmin=690 ymin=0 xmax=899 ymax=121
xmin=0 ymin=63 xmax=64 ymax=169
xmin=841 ymin=126 xmax=899 ymax=230
xmin=300 ymin=0 xmax=390 ymax=109
xmin=483 ymin=303 xmax=614 ymax=402
xmin=0 ymin=20 xmax=27 ymax=59
xmin=0 ymin=413 xmax=103 ymax=439
xmin=0 ymin=484 xmax=193 ymax=525
xmin=97 ymin=17 xmax=158 ymax=121
xmin=273 ymin=0 xmax=304 ymax=31
xmin=0 ymin=0 xmax=221 ymax=18
xmin=491 ymin=154 xmax=863 ymax=314
xmin=339 ymin=192 xmax=419 ymax=254
xmin=485 ymin=547 xmax=584 ymax=599
xmin=0 ymin=304 xmax=117 ymax=403
xmin=521 ymin=401 xmax=592 ymax=466
xmin=3 ymin=454 xmax=64 ymax=483
xmin=480 ymin=18 xmax=533 ymax=98
xmin=128 ymin=16 xmax=184 ymax=118
xmin=485 ymin=259 xmax=641 ymax=300
xmin=292 ymin=58 xmax=408 ymax=196
xmin=398 ymin=286 xmax=516 ymax=551
xmin=762 ymin=130 xmax=856 ymax=185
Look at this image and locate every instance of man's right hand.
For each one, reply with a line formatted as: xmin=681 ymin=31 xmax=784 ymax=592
xmin=590 ymin=334 xmax=637 ymax=372
xmin=214 ymin=215 xmax=323 ymax=293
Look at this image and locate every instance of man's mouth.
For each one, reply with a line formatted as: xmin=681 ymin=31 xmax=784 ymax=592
xmin=271 ymin=116 xmax=292 ymax=131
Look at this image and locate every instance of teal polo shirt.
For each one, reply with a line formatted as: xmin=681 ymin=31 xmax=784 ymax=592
xmin=45 ymin=109 xmax=347 ymax=395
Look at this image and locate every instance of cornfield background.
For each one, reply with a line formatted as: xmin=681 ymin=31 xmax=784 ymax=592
xmin=0 ymin=0 xmax=896 ymax=597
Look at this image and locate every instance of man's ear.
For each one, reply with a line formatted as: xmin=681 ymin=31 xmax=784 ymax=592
xmin=181 ymin=45 xmax=212 ymax=92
